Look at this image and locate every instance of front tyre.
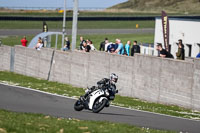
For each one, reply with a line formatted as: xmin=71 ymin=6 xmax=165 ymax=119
xmin=92 ymin=98 xmax=107 ymax=113
xmin=74 ymin=100 xmax=84 ymax=111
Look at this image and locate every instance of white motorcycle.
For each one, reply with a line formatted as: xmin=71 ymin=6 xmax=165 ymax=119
xmin=74 ymin=86 xmax=117 ymax=113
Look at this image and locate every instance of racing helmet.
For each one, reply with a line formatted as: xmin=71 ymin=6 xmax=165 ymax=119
xmin=110 ymin=73 xmax=118 ymax=84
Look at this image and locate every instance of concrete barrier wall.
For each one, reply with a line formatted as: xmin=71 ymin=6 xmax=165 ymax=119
xmin=192 ymin=59 xmax=200 ymax=109
xmin=159 ymin=59 xmax=194 ymax=108
xmin=14 ymin=45 xmax=53 ymax=79
xmin=0 ymin=45 xmax=200 ymax=110
xmin=132 ymin=55 xmax=195 ymax=108
xmin=0 ymin=45 xmax=11 ymax=71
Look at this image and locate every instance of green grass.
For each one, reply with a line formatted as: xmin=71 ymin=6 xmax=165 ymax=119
xmin=0 ymin=20 xmax=155 ymax=29
xmin=0 ymin=71 xmax=84 ymax=97
xmin=0 ymin=71 xmax=200 ymax=120
xmin=0 ymin=109 xmax=174 ymax=133
xmin=0 ymin=33 xmax=154 ymax=50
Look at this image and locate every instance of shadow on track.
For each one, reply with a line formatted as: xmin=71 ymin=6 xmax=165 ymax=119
xmin=84 ymin=111 xmax=144 ymax=118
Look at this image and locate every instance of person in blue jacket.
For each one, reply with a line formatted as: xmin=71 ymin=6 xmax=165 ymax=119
xmin=123 ymin=41 xmax=131 ymax=56
xmin=107 ymin=43 xmax=118 ymax=53
xmin=196 ymin=52 xmax=200 ymax=58
xmin=115 ymin=39 xmax=124 ymax=55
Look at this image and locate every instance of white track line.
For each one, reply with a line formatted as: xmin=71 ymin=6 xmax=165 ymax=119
xmin=0 ymin=82 xmax=199 ymax=122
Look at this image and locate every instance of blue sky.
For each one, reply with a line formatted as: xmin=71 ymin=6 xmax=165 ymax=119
xmin=0 ymin=0 xmax=128 ymax=9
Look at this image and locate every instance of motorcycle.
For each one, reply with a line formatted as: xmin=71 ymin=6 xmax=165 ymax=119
xmin=74 ymin=86 xmax=118 ymax=113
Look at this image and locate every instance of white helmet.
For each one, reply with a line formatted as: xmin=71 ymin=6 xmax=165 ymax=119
xmin=110 ymin=73 xmax=118 ymax=84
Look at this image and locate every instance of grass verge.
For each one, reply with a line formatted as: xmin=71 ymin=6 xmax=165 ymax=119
xmin=0 ymin=34 xmax=154 ymax=50
xmin=0 ymin=71 xmax=200 ymax=120
xmin=0 ymin=20 xmax=155 ymax=29
xmin=0 ymin=109 xmax=174 ymax=133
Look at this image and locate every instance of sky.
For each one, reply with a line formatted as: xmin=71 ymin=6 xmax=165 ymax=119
xmin=0 ymin=0 xmax=128 ymax=9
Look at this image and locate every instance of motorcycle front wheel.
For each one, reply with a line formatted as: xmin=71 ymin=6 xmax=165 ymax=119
xmin=92 ymin=98 xmax=107 ymax=113
xmin=74 ymin=100 xmax=84 ymax=111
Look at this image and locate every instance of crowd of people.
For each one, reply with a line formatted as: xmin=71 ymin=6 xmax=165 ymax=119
xmin=82 ymin=37 xmax=141 ymax=56
xmin=79 ymin=36 xmax=96 ymax=52
xmin=20 ymin=36 xmax=200 ymax=59
xmin=20 ymin=36 xmax=44 ymax=50
xmin=99 ymin=37 xmax=141 ymax=56
xmin=156 ymin=39 xmax=185 ymax=60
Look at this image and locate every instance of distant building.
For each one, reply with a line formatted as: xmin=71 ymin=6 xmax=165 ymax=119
xmin=154 ymin=18 xmax=200 ymax=58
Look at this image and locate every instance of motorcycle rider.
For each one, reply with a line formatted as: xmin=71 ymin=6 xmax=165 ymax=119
xmin=81 ymin=73 xmax=118 ymax=102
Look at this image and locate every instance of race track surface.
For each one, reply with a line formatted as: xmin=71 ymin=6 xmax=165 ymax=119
xmin=0 ymin=83 xmax=199 ymax=133
xmin=0 ymin=28 xmax=154 ymax=36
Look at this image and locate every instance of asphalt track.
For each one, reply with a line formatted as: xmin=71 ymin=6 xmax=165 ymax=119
xmin=0 ymin=28 xmax=154 ymax=36
xmin=0 ymin=83 xmax=200 ymax=133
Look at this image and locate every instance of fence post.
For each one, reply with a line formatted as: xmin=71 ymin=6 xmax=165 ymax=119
xmin=47 ymin=50 xmax=55 ymax=81
xmin=10 ymin=47 xmax=15 ymax=72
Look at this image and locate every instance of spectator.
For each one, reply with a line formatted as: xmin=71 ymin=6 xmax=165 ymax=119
xmin=156 ymin=44 xmax=161 ymax=57
xmin=107 ymin=39 xmax=118 ymax=53
xmin=82 ymin=41 xmax=91 ymax=52
xmin=38 ymin=37 xmax=44 ymax=45
xmin=35 ymin=38 xmax=43 ymax=50
xmin=157 ymin=43 xmax=173 ymax=58
xmin=80 ymin=36 xmax=85 ymax=50
xmin=86 ymin=39 xmax=89 ymax=44
xmin=63 ymin=37 xmax=70 ymax=51
xmin=88 ymin=40 xmax=96 ymax=50
xmin=123 ymin=41 xmax=131 ymax=56
xmin=105 ymin=40 xmax=112 ymax=52
xmin=99 ymin=38 xmax=108 ymax=51
xmin=176 ymin=42 xmax=185 ymax=60
xmin=107 ymin=43 xmax=117 ymax=53
xmin=131 ymin=41 xmax=140 ymax=56
xmin=21 ymin=36 xmax=28 ymax=47
xmin=196 ymin=52 xmax=200 ymax=58
xmin=178 ymin=39 xmax=183 ymax=46
xmin=115 ymin=39 xmax=124 ymax=55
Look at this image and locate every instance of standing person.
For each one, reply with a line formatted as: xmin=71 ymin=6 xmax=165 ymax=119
xmin=123 ymin=41 xmax=131 ymax=56
xmin=107 ymin=39 xmax=118 ymax=53
xmin=115 ymin=39 xmax=124 ymax=55
xmin=176 ymin=42 xmax=185 ymax=60
xmin=196 ymin=52 xmax=200 ymax=58
xmin=88 ymin=40 xmax=96 ymax=50
xmin=82 ymin=41 xmax=91 ymax=52
xmin=79 ymin=36 xmax=85 ymax=50
xmin=107 ymin=43 xmax=117 ymax=53
xmin=178 ymin=39 xmax=183 ymax=47
xmin=34 ymin=38 xmax=43 ymax=50
xmin=131 ymin=41 xmax=140 ymax=56
xmin=156 ymin=43 xmax=161 ymax=57
xmin=105 ymin=40 xmax=113 ymax=52
xmin=157 ymin=43 xmax=173 ymax=58
xmin=99 ymin=38 xmax=108 ymax=51
xmin=63 ymin=37 xmax=70 ymax=51
xmin=21 ymin=36 xmax=28 ymax=47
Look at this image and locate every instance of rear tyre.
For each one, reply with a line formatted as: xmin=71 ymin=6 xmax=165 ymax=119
xmin=92 ymin=98 xmax=107 ymax=113
xmin=74 ymin=100 xmax=84 ymax=111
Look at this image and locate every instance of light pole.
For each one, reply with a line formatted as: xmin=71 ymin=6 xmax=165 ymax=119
xmin=72 ymin=0 xmax=79 ymax=51
xmin=61 ymin=0 xmax=67 ymax=49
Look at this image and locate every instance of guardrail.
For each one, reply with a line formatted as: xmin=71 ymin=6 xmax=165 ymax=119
xmin=0 ymin=16 xmax=200 ymax=21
